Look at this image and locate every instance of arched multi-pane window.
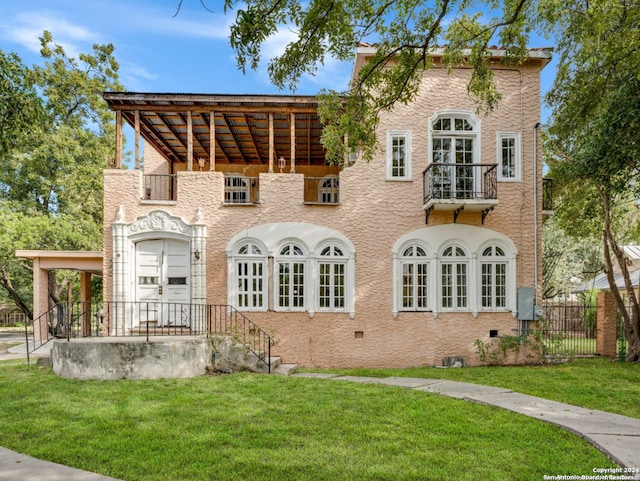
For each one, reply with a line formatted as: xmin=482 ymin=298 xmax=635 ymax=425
xmin=400 ymin=244 xmax=429 ymax=311
xmin=440 ymin=244 xmax=469 ymax=309
xmin=234 ymin=241 xmax=266 ymax=310
xmin=227 ymin=224 xmax=356 ymax=317
xmin=318 ymin=176 xmax=339 ymax=204
xmin=430 ymin=112 xmax=479 ymax=200
xmin=318 ymin=244 xmax=346 ymax=310
xmin=276 ymin=243 xmax=306 ymax=310
xmin=480 ymin=245 xmax=508 ymax=309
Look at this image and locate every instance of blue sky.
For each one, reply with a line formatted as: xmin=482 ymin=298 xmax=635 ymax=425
xmin=0 ymin=0 xmax=556 ymax=113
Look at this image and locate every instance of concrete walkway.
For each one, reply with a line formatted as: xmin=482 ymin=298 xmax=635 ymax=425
xmin=1 ymin=349 xmax=639 ymax=479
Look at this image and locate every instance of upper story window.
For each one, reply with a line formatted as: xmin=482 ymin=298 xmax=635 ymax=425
xmin=318 ymin=176 xmax=339 ymax=204
xmin=497 ymin=132 xmax=522 ymax=181
xmin=430 ymin=112 xmax=480 ymax=199
xmin=431 ymin=113 xmax=478 ymax=164
xmin=225 ymin=175 xmax=250 ymax=204
xmin=386 ymin=130 xmax=411 ymax=180
xmin=276 ymin=243 xmax=306 ymax=311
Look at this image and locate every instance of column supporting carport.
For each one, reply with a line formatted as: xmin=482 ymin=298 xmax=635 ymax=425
xmin=15 ymin=251 xmax=103 ymax=343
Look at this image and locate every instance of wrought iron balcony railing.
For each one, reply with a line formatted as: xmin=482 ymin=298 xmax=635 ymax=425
xmin=423 ymin=163 xmax=498 ymax=205
xmin=143 ymin=174 xmax=177 ymax=201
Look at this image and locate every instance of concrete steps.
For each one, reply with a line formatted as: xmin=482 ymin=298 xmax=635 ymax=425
xmin=272 ymin=363 xmax=299 ymax=376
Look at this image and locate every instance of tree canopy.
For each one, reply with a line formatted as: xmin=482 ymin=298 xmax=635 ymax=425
xmin=0 ymin=32 xmax=122 ymax=318
xmin=544 ymin=0 xmax=640 ymax=360
xmin=196 ymin=0 xmax=541 ymax=163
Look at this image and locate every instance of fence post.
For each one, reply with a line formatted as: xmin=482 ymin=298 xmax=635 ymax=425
xmin=596 ymin=291 xmax=617 ymax=358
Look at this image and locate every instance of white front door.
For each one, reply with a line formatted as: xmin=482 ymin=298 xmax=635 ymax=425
xmin=135 ymin=239 xmax=191 ymax=326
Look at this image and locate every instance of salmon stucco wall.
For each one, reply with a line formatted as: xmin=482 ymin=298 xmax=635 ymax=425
xmin=103 ymin=61 xmax=544 ymax=368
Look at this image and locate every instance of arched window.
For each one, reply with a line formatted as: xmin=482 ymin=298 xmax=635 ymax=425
xmin=318 ymin=243 xmax=346 ymax=310
xmin=480 ymin=245 xmax=508 ymax=309
xmin=440 ymin=244 xmax=469 ymax=310
xmin=234 ymin=241 xmax=266 ymax=310
xmin=318 ymin=176 xmax=339 ymax=204
xmin=276 ymin=243 xmax=306 ymax=310
xmin=400 ymin=244 xmax=429 ymax=311
xmin=430 ymin=112 xmax=479 ymax=199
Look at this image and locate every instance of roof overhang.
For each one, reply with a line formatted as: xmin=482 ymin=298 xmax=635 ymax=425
xmin=103 ymin=92 xmax=329 ymax=167
xmin=16 ymin=250 xmax=103 ymax=275
xmin=352 ymin=44 xmax=554 ymax=81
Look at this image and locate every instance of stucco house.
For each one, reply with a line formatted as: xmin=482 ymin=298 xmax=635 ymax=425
xmin=88 ymin=45 xmax=551 ymax=368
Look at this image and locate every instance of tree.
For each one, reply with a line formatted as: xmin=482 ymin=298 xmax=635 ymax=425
xmin=542 ymin=218 xmax=602 ymax=300
xmin=179 ymin=0 xmax=538 ymax=163
xmin=543 ymin=0 xmax=640 ymax=361
xmin=0 ymin=32 xmax=122 ymax=319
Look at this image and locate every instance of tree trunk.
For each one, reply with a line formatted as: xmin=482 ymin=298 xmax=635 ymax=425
xmin=600 ymin=190 xmax=640 ymax=362
xmin=0 ymin=263 xmax=33 ymax=320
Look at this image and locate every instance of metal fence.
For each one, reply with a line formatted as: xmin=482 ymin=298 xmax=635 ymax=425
xmin=541 ymin=299 xmax=629 ymax=358
xmin=541 ymin=301 xmax=597 ymax=357
xmin=25 ymin=301 xmax=275 ymax=372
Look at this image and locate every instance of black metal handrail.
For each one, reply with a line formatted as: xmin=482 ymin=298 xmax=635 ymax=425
xmin=208 ymin=305 xmax=274 ymax=373
xmin=25 ymin=301 xmax=275 ymax=373
xmin=24 ymin=301 xmax=98 ymax=363
xmin=423 ymin=163 xmax=498 ymax=204
xmin=143 ymin=174 xmax=177 ymax=201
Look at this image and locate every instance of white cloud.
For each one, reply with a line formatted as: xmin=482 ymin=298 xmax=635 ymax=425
xmin=118 ymin=61 xmax=157 ymax=92
xmin=1 ymin=11 xmax=98 ymax=58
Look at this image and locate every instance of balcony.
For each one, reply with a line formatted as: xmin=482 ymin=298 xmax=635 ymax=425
xmin=142 ymin=174 xmax=177 ymax=201
xmin=423 ymin=163 xmax=498 ymax=214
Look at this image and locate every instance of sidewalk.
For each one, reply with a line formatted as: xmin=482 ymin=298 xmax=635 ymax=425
xmin=0 ymin=448 xmax=123 ymax=481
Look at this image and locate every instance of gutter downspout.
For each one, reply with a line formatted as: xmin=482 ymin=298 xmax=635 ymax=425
xmin=533 ymin=122 xmax=541 ymax=303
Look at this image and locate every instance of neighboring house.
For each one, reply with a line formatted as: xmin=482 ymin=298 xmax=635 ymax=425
xmin=99 ymin=46 xmax=552 ymax=367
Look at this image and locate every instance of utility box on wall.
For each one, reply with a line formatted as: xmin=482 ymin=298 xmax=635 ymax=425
xmin=518 ymin=287 xmax=542 ymax=321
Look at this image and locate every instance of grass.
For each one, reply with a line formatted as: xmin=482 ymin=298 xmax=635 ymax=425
xmin=0 ymin=360 xmax=619 ymax=481
xmin=319 ymin=357 xmax=640 ymax=419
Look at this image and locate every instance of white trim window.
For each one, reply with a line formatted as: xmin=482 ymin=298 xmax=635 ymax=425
xmin=480 ymin=245 xmax=508 ymax=310
xmin=440 ymin=244 xmax=469 ymax=310
xmin=497 ymin=132 xmax=521 ymax=181
xmin=429 ymin=112 xmax=480 ymax=199
xmin=234 ymin=241 xmax=266 ymax=310
xmin=276 ymin=243 xmax=306 ymax=311
xmin=224 ymin=175 xmax=250 ymax=204
xmin=386 ymin=130 xmax=411 ymax=180
xmin=317 ymin=244 xmax=346 ymax=311
xmin=400 ymin=244 xmax=430 ymax=311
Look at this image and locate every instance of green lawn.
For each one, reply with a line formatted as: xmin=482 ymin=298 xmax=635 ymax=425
xmin=0 ymin=359 xmax=622 ymax=481
xmin=320 ymin=357 xmax=640 ymax=419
